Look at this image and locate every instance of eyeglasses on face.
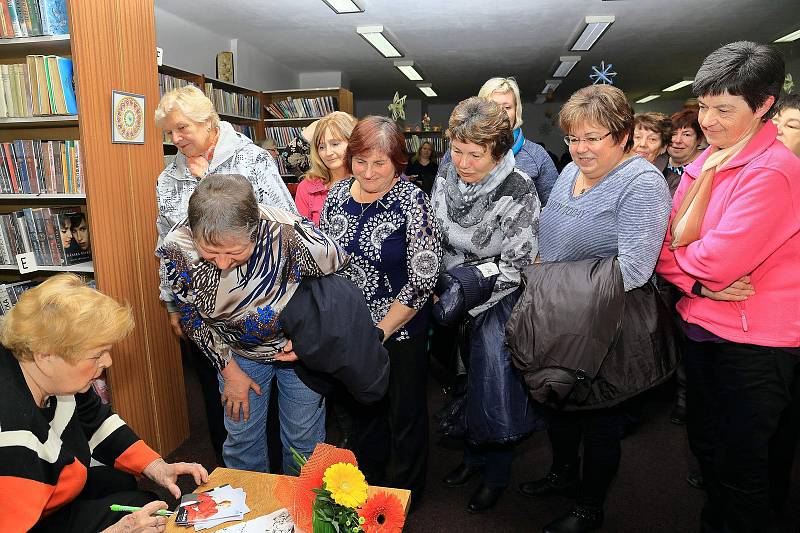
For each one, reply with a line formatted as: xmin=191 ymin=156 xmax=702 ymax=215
xmin=563 ymin=131 xmax=613 ymax=147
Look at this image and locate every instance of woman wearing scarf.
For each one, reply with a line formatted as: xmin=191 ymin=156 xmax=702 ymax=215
xmin=440 ymin=77 xmax=559 ymax=205
xmin=656 ymin=41 xmax=800 ymax=533
xmin=431 ymin=97 xmax=544 ymax=513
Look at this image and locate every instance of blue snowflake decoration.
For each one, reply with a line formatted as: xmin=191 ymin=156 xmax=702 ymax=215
xmin=590 ymin=61 xmax=617 ymax=85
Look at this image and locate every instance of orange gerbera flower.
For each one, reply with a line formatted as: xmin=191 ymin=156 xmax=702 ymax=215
xmin=358 ymin=491 xmax=405 ymax=533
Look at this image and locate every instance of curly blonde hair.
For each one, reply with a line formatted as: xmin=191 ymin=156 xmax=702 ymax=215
xmin=0 ymin=274 xmax=134 ymax=363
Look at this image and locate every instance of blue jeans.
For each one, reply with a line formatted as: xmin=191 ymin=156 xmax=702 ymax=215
xmin=217 ymin=355 xmax=325 ymax=473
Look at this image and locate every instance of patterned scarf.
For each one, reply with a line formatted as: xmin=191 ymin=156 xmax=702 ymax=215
xmin=670 ymin=122 xmax=759 ymax=249
xmin=444 ymin=150 xmax=515 ymax=228
xmin=512 ymin=128 xmax=525 ymax=155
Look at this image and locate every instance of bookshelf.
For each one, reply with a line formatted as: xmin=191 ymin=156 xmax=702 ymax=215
xmin=10 ymin=0 xmax=188 ymax=455
xmin=404 ymin=130 xmax=447 ymax=156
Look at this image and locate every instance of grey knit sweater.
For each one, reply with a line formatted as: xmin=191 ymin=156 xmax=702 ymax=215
xmin=539 ymin=156 xmax=671 ymax=291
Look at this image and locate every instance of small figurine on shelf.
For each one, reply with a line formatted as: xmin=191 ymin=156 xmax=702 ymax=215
xmin=422 ymin=113 xmax=431 ymax=132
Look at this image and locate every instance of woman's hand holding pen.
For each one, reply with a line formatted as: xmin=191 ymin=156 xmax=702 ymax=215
xmin=103 ymin=501 xmax=169 ymax=533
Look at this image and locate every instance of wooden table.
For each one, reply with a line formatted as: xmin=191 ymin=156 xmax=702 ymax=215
xmin=166 ymin=467 xmax=411 ymax=532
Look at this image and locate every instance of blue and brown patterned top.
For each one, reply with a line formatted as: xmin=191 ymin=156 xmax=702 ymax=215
xmin=320 ymin=178 xmax=441 ymax=341
xmin=156 ymin=205 xmax=348 ymax=369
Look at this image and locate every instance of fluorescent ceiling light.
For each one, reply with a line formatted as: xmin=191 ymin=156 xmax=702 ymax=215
xmin=774 ymin=28 xmax=800 ymax=42
xmin=541 ymin=79 xmax=562 ymax=94
xmin=571 ymin=15 xmax=615 ymax=51
xmin=417 ymin=83 xmax=437 ymax=97
xmin=322 ymin=0 xmax=363 ymax=14
xmin=394 ymin=60 xmax=423 ymax=81
xmin=356 ymin=25 xmax=402 ymax=58
xmin=635 ymin=94 xmax=661 ymax=104
xmin=663 ymin=78 xmax=694 ymax=92
xmin=553 ymin=56 xmax=581 ymax=77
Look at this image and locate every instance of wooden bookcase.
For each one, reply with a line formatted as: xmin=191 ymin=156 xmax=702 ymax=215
xmin=0 ymin=0 xmax=188 ymax=455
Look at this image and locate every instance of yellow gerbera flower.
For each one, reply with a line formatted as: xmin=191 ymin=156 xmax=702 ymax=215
xmin=323 ymin=463 xmax=368 ymax=508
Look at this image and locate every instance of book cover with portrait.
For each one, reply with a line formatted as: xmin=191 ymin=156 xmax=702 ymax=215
xmin=50 ymin=207 xmax=91 ymax=265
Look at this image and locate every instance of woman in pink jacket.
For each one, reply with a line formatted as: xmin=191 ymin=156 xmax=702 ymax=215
xmin=656 ymin=41 xmax=800 ymax=533
xmin=294 ymin=112 xmax=357 ymax=226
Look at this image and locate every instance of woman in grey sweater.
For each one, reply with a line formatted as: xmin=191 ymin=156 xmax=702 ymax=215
xmin=519 ymin=85 xmax=671 ymax=533
xmin=431 ymin=97 xmax=544 ymax=513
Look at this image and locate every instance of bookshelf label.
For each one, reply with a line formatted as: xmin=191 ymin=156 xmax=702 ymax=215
xmin=16 ymin=252 xmax=36 ymax=273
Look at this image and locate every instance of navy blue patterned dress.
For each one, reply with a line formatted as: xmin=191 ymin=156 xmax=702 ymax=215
xmin=320 ymin=178 xmax=441 ymax=340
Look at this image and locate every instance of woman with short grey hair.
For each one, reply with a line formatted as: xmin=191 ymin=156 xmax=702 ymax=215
xmin=157 ymin=173 xmax=348 ymax=474
xmin=431 ymin=96 xmax=543 ymax=513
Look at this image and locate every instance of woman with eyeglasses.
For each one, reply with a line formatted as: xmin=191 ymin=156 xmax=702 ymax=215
xmin=518 ymin=85 xmax=671 ymax=533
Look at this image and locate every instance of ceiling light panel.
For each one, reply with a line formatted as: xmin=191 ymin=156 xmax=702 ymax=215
xmin=774 ymin=28 xmax=800 ymax=42
xmin=663 ymin=79 xmax=694 ymax=92
xmin=571 ymin=15 xmax=615 ymax=51
xmin=635 ymin=94 xmax=661 ymax=104
xmin=541 ymin=79 xmax=562 ymax=94
xmin=553 ymin=56 xmax=581 ymax=77
xmin=394 ymin=60 xmax=423 ymax=81
xmin=356 ymin=25 xmax=402 ymax=58
xmin=417 ymin=83 xmax=437 ymax=97
xmin=322 ymin=0 xmax=363 ymax=14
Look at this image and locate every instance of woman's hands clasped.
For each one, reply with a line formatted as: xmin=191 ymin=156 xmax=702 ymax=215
xmin=700 ymin=275 xmax=755 ymax=301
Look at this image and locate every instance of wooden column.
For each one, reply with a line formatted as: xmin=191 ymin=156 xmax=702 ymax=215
xmin=68 ymin=0 xmax=188 ymax=454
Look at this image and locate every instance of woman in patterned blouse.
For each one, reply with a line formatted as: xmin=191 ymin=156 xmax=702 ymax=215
xmin=157 ymin=174 xmax=348 ymax=475
xmin=320 ymin=115 xmax=442 ymax=505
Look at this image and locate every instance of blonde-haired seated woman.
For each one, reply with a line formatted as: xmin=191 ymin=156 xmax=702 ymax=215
xmin=0 ymin=274 xmax=208 ymax=533
xmin=155 ymin=85 xmax=297 ymax=463
xmin=294 ymin=111 xmax=357 ymax=226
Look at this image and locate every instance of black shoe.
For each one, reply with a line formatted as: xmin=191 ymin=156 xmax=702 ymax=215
xmin=670 ymin=403 xmax=687 ymax=425
xmin=687 ymin=470 xmax=704 ymax=490
xmin=543 ymin=504 xmax=603 ymax=533
xmin=518 ymin=464 xmax=579 ymax=498
xmin=443 ymin=463 xmax=481 ymax=487
xmin=467 ymin=483 xmax=504 ymax=513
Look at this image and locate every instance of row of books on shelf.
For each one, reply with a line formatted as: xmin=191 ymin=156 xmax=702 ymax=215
xmin=406 ymin=135 xmax=447 ymax=155
xmin=0 ymin=56 xmax=77 ymax=118
xmin=264 ymin=96 xmax=338 ymax=120
xmin=230 ymin=123 xmax=257 ymax=140
xmin=0 ymin=206 xmax=91 ymax=267
xmin=0 ymin=280 xmax=36 ymax=314
xmin=204 ymin=83 xmax=260 ymax=119
xmin=158 ymin=72 xmax=193 ymax=98
xmin=265 ymin=126 xmax=302 ymax=148
xmin=0 ymin=0 xmax=68 ymax=38
xmin=1 ymin=139 xmax=82 ymax=194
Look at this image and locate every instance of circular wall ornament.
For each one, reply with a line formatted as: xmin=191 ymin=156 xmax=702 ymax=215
xmin=114 ymin=95 xmax=143 ymax=141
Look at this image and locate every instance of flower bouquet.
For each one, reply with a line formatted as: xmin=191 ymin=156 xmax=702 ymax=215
xmin=274 ymin=443 xmax=406 ymax=533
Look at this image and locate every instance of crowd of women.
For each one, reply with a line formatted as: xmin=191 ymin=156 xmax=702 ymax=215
xmin=2 ymin=39 xmax=798 ymax=533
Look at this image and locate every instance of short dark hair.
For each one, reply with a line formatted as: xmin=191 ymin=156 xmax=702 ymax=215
xmin=346 ymin=116 xmax=408 ymax=176
xmin=670 ymin=109 xmax=703 ymax=139
xmin=693 ymin=41 xmax=784 ymax=120
xmin=447 ymin=97 xmax=513 ymax=161
xmin=777 ymin=93 xmax=800 ymax=113
xmin=188 ymin=174 xmax=259 ymax=246
xmin=634 ymin=112 xmax=672 ymax=148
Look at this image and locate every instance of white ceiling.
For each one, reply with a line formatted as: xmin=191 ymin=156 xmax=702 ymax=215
xmin=156 ymin=0 xmax=800 ymax=102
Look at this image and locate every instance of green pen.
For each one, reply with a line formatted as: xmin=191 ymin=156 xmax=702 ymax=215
xmin=109 ymin=504 xmax=174 ymax=517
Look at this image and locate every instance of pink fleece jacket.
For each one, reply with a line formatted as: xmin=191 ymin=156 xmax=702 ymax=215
xmin=294 ymin=176 xmax=329 ymax=226
xmin=656 ymin=121 xmax=800 ymax=347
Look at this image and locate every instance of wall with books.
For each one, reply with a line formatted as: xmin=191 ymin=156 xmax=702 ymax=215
xmin=0 ymin=0 xmax=192 ymax=454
